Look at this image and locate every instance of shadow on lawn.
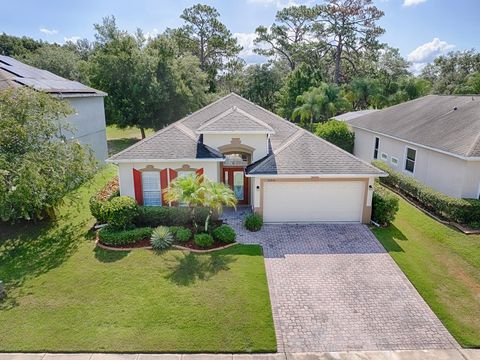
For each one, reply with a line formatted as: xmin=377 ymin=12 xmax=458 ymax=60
xmin=165 ymin=252 xmax=236 ymax=286
xmin=0 ymin=217 xmax=86 ymax=310
xmin=374 ymin=224 xmax=408 ymax=253
xmin=94 ymin=247 xmax=130 ymax=262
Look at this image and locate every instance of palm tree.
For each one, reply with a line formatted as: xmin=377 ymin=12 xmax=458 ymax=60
xmin=203 ymin=181 xmax=237 ymax=232
xmin=292 ymin=83 xmax=351 ymax=131
xmin=164 ymin=174 xmax=206 ymax=230
xmin=163 ymin=174 xmax=237 ymax=232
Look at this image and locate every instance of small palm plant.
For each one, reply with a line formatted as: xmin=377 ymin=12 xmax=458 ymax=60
xmin=164 ymin=174 xmax=206 ymax=230
xmin=164 ymin=174 xmax=237 ymax=232
xmin=150 ymin=226 xmax=173 ymax=252
xmin=203 ymin=180 xmax=237 ymax=232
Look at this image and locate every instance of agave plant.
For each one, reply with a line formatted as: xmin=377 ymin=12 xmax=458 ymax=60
xmin=150 ymin=226 xmax=173 ymax=252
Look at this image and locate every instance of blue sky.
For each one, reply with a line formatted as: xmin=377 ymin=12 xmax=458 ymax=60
xmin=1 ymin=0 xmax=479 ymax=73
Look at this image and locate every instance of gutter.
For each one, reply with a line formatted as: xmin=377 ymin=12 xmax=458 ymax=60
xmin=106 ymin=158 xmax=226 ymax=164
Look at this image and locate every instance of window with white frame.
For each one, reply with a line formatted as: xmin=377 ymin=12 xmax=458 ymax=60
xmin=177 ymin=170 xmax=194 ymax=179
xmin=381 ymin=152 xmax=388 ymax=160
xmin=391 ymin=157 xmax=398 ymax=166
xmin=142 ymin=171 xmax=161 ymax=206
xmin=405 ymin=147 xmax=416 ymax=173
xmin=373 ymin=137 xmax=380 ymax=159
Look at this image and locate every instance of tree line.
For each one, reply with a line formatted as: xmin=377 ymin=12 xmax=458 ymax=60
xmin=1 ymin=0 xmax=480 ymax=137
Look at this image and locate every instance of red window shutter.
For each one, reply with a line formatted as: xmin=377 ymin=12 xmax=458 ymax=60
xmin=195 ymin=168 xmax=204 ymax=176
xmin=132 ymin=169 xmax=143 ymax=205
xmin=169 ymin=169 xmax=177 ymax=182
xmin=160 ymin=169 xmax=169 ymax=206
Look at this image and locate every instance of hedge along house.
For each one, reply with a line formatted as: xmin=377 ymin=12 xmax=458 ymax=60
xmin=0 ymin=55 xmax=108 ymax=162
xmin=107 ymin=93 xmax=385 ymax=223
xmin=349 ymin=95 xmax=480 ymax=199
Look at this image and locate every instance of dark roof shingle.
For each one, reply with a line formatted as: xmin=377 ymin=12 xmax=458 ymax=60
xmin=348 ymin=95 xmax=480 ymax=157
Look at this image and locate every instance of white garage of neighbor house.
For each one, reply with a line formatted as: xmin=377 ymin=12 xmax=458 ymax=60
xmin=107 ymin=93 xmax=384 ymax=223
xmin=348 ymin=95 xmax=480 ymax=199
xmin=0 ymin=55 xmax=108 ymax=162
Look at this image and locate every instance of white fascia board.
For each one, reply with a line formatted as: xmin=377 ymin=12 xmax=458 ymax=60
xmin=245 ymin=173 xmax=387 ymax=178
xmin=351 ymin=124 xmax=480 ymax=161
xmin=106 ymin=158 xmax=225 ymax=164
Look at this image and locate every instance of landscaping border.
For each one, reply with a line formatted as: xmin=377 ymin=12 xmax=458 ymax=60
xmin=381 ymin=184 xmax=480 ymax=235
xmin=95 ymin=236 xmax=238 ymax=253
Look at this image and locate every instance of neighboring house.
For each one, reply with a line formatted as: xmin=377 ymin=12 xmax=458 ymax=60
xmin=0 ymin=55 xmax=108 ymax=162
xmin=333 ymin=109 xmax=379 ymax=122
xmin=349 ymin=95 xmax=480 ymax=199
xmin=107 ymin=93 xmax=384 ymax=223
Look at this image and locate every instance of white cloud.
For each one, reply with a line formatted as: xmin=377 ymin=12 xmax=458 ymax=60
xmin=145 ymin=28 xmax=159 ymax=40
xmin=407 ymin=38 xmax=455 ymax=75
xmin=234 ymin=32 xmax=257 ymax=57
xmin=246 ymin=0 xmax=311 ymax=9
xmin=39 ymin=27 xmax=58 ymax=35
xmin=403 ymin=0 xmax=427 ymax=6
xmin=407 ymin=38 xmax=455 ymax=63
xmin=64 ymin=36 xmax=80 ymax=43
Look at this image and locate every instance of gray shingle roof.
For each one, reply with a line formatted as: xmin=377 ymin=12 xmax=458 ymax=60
xmin=246 ymin=130 xmax=382 ymax=175
xmin=0 ymin=55 xmax=105 ymax=96
xmin=108 ymin=124 xmax=223 ymax=161
xmin=348 ymin=95 xmax=480 ymax=158
xmin=196 ymin=106 xmax=274 ymax=133
xmin=108 ymin=93 xmax=384 ymax=175
xmin=333 ymin=109 xmax=379 ymax=122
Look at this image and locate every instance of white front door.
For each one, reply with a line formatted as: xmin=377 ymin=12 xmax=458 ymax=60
xmin=262 ymin=180 xmax=365 ymax=223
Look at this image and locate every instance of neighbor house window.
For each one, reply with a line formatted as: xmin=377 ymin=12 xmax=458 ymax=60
xmin=405 ymin=147 xmax=416 ymax=173
xmin=381 ymin=152 xmax=388 ymax=161
xmin=391 ymin=157 xmax=398 ymax=166
xmin=142 ymin=171 xmax=161 ymax=206
xmin=373 ymin=137 xmax=380 ymax=159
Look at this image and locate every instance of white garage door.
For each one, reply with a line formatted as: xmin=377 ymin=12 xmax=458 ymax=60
xmin=263 ymin=181 xmax=365 ymax=223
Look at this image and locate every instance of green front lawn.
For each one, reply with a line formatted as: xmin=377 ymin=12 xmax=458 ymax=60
xmin=106 ymin=125 xmax=155 ymax=156
xmin=0 ymin=166 xmax=276 ymax=352
xmin=373 ymin=188 xmax=480 ymax=348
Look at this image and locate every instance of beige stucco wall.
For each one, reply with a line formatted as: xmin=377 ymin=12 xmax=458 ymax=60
xmin=61 ymin=96 xmax=108 ymax=163
xmin=202 ymin=133 xmax=269 ymax=162
xmin=353 ymin=127 xmax=480 ymax=199
xmin=118 ymin=161 xmax=221 ymax=198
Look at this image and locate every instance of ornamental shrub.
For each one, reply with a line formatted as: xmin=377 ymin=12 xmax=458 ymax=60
xmin=194 ymin=233 xmax=214 ymax=248
xmin=373 ymin=160 xmax=480 ymax=227
xmin=175 ymin=227 xmax=192 ymax=243
xmin=316 ymin=119 xmax=355 ymax=153
xmin=244 ymin=213 xmax=263 ymax=232
xmin=212 ymin=224 xmax=236 ymax=243
xmin=103 ymin=196 xmax=139 ymax=229
xmin=150 ymin=226 xmax=173 ymax=252
xmin=98 ymin=226 xmax=152 ymax=246
xmin=135 ymin=206 xmax=209 ymax=227
xmin=372 ymin=186 xmax=400 ymax=226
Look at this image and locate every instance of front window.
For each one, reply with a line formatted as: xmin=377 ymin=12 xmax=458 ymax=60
xmin=381 ymin=152 xmax=388 ymax=161
xmin=373 ymin=137 xmax=379 ymax=159
xmin=142 ymin=171 xmax=161 ymax=206
xmin=224 ymin=153 xmax=249 ymax=166
xmin=405 ymin=148 xmax=416 ymax=173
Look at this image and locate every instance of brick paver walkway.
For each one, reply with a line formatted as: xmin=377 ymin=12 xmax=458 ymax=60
xmin=225 ymin=220 xmax=458 ymax=353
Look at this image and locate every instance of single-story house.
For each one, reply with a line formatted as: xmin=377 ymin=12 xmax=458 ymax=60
xmin=349 ymin=95 xmax=480 ymax=199
xmin=0 ymin=55 xmax=108 ymax=162
xmin=107 ymin=93 xmax=384 ymax=223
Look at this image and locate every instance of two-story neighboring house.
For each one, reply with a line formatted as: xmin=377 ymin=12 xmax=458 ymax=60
xmin=0 ymin=55 xmax=108 ymax=162
xmin=348 ymin=95 xmax=480 ymax=199
xmin=107 ymin=93 xmax=384 ymax=224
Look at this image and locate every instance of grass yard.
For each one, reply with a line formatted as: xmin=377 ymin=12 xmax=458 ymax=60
xmin=0 ymin=166 xmax=276 ymax=353
xmin=106 ymin=125 xmax=155 ymax=156
xmin=373 ymin=187 xmax=480 ymax=348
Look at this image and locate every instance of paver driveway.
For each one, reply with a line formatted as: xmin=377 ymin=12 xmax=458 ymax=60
xmin=228 ymin=220 xmax=458 ymax=353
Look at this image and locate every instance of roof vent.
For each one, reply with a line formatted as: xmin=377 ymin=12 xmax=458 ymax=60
xmin=453 ymin=106 xmax=458 ymax=111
